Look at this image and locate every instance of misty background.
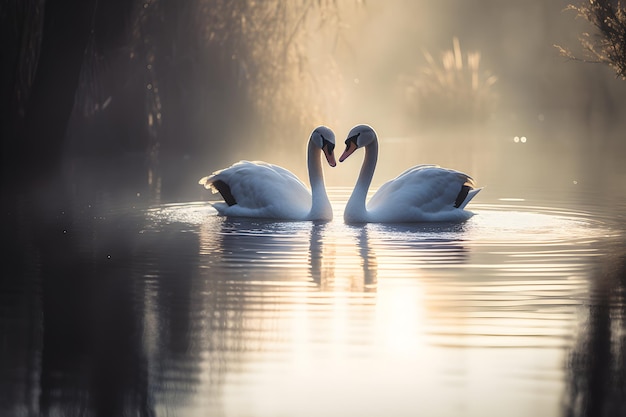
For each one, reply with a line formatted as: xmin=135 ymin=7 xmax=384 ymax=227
xmin=3 ymin=2 xmax=626 ymax=416
xmin=2 ymin=0 xmax=626 ymax=202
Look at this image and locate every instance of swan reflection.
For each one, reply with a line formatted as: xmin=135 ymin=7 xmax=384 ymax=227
xmin=357 ymin=226 xmax=378 ymax=290
xmin=199 ymin=217 xmax=383 ymax=294
xmin=308 ymin=222 xmax=335 ymax=289
xmin=203 ymin=217 xmax=312 ymax=282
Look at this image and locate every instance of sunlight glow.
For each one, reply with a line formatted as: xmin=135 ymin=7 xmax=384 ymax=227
xmin=182 ymin=195 xmax=619 ymax=417
xmin=375 ymin=281 xmax=425 ymax=354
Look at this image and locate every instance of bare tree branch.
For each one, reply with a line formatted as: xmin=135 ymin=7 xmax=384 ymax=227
xmin=557 ymin=0 xmax=626 ymax=79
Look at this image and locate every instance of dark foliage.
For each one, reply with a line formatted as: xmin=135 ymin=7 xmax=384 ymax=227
xmin=1 ymin=0 xmax=343 ymax=196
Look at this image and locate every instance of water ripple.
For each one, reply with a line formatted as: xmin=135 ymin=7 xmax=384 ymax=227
xmin=123 ymin=188 xmax=625 ymax=416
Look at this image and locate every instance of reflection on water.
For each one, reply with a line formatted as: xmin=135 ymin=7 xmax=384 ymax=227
xmin=1 ymin=187 xmax=625 ymax=416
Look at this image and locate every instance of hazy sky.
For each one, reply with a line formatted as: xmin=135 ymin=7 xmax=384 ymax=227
xmin=329 ymin=0 xmax=624 ymax=134
xmin=294 ymin=0 xmax=626 ymax=191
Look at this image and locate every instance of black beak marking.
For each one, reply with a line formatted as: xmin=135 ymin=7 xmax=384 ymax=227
xmin=344 ymin=133 xmax=360 ymax=151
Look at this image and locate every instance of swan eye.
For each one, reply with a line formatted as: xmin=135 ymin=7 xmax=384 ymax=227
xmin=319 ymin=134 xmax=334 ymax=151
xmin=345 ymin=132 xmax=360 ymax=146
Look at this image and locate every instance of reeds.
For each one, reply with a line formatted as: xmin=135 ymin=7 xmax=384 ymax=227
xmin=404 ymin=37 xmax=497 ymax=127
xmin=557 ymin=0 xmax=626 ymax=79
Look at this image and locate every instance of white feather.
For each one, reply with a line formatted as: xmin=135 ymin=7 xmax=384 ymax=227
xmin=198 ymin=126 xmax=336 ymax=221
xmin=341 ymin=125 xmax=481 ymax=223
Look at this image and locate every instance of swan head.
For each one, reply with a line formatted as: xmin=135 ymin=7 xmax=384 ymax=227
xmin=339 ymin=124 xmax=377 ymax=162
xmin=311 ymin=125 xmax=337 ymax=167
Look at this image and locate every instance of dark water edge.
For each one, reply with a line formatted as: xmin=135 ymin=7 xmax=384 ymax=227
xmin=2 ymin=151 xmax=626 ymax=417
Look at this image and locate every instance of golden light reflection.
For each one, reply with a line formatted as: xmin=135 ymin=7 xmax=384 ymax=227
xmin=375 ymin=280 xmax=426 ymax=354
xmin=173 ymin=194 xmax=622 ymax=416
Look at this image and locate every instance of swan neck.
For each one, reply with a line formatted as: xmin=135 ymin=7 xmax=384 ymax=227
xmin=307 ymin=140 xmax=331 ymax=220
xmin=345 ymin=140 xmax=378 ymax=221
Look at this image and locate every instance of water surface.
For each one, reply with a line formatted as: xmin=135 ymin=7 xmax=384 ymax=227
xmin=2 ymin=186 xmax=625 ymax=417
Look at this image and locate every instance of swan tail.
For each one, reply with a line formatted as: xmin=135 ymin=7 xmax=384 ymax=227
xmin=454 ymin=184 xmax=471 ymax=208
xmin=198 ymin=175 xmax=237 ymax=206
xmin=198 ymin=176 xmax=210 ymax=187
xmin=456 ymin=186 xmax=482 ymax=210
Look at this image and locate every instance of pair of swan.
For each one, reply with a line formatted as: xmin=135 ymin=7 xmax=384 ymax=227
xmin=198 ymin=125 xmax=481 ymax=223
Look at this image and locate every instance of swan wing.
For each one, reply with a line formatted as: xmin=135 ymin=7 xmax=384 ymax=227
xmin=367 ymin=165 xmax=479 ymax=222
xmin=199 ymin=160 xmax=312 ymax=219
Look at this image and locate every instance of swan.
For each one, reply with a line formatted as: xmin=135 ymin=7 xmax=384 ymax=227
xmin=198 ymin=126 xmax=336 ymax=221
xmin=339 ymin=124 xmax=481 ymax=223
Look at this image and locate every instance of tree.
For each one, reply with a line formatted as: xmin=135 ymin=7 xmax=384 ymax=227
xmin=557 ymin=0 xmax=626 ymax=80
xmin=1 ymin=0 xmax=345 ymax=196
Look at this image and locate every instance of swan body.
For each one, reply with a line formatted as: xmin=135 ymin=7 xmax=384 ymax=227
xmin=340 ymin=124 xmax=481 ymax=223
xmin=199 ymin=126 xmax=336 ymax=221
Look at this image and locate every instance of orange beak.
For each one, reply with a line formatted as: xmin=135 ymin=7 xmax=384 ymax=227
xmin=339 ymin=140 xmax=358 ymax=163
xmin=323 ymin=144 xmax=336 ymax=167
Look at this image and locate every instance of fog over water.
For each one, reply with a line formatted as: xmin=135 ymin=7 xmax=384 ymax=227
xmin=311 ymin=1 xmax=626 ymax=197
xmin=13 ymin=0 xmax=624 ymax=198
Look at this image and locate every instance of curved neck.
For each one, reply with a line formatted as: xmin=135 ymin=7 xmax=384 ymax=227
xmin=307 ymin=140 xmax=331 ymax=220
xmin=345 ymin=139 xmax=378 ymax=222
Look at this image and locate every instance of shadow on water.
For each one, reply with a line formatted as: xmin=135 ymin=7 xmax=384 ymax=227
xmin=563 ymin=245 xmax=626 ymax=417
xmin=1 ymin=181 xmax=203 ymax=416
xmin=2 ymin=186 xmax=150 ymax=415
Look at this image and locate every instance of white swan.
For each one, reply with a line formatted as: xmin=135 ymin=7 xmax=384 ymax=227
xmin=339 ymin=124 xmax=481 ymax=223
xmin=198 ymin=126 xmax=336 ymax=221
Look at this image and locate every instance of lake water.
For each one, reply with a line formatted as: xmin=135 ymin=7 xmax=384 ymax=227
xmin=2 ymin=185 xmax=626 ymax=417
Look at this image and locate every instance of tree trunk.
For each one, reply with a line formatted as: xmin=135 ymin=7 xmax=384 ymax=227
xmin=19 ymin=0 xmax=96 ymax=187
